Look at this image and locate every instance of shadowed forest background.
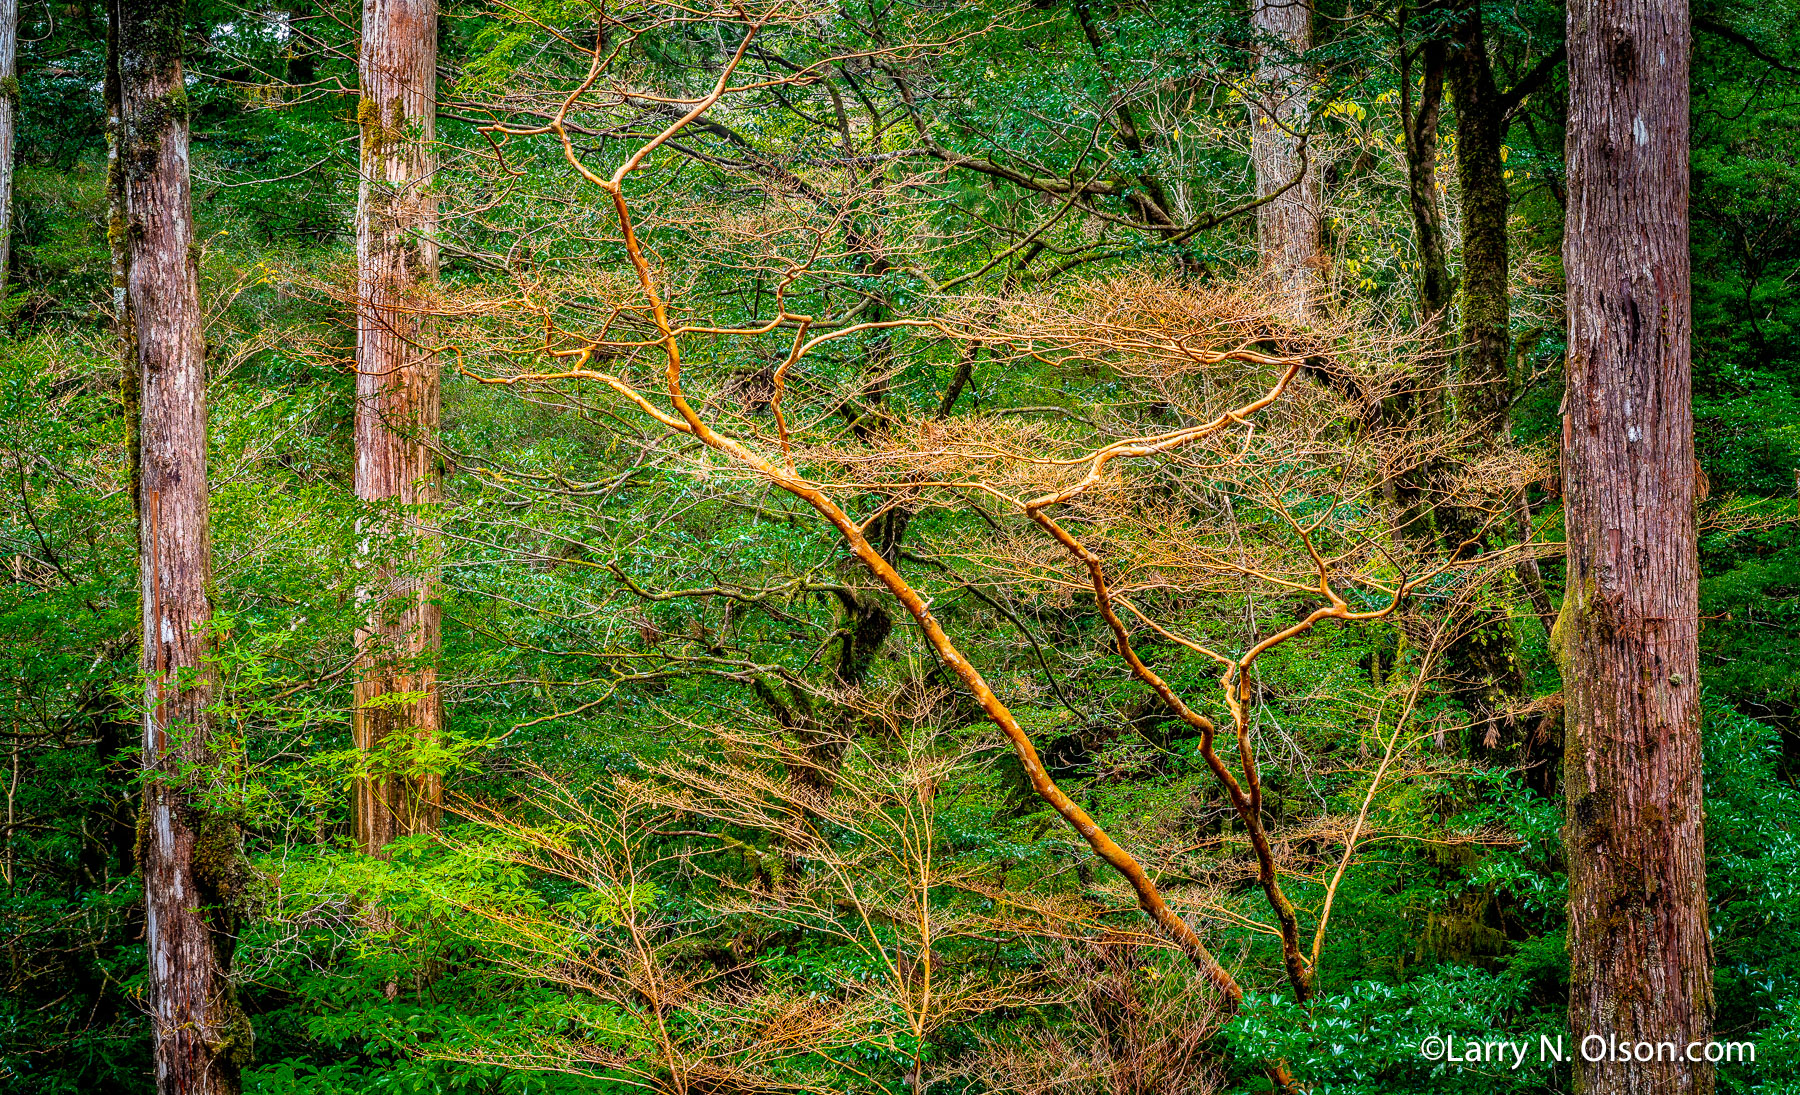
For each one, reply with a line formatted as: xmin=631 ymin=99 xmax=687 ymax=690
xmin=1 ymin=0 xmax=1798 ymax=1091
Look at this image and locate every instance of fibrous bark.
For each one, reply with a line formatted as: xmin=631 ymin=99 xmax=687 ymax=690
xmin=116 ymin=0 xmax=250 ymax=1088
xmin=1251 ymin=0 xmax=1322 ymax=321
xmin=1561 ymin=0 xmax=1712 ymax=1090
xmin=353 ymin=0 xmax=442 ymax=854
xmin=0 ymin=0 xmax=16 ymax=291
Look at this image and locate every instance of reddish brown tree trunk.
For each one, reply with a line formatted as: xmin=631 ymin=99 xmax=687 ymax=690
xmin=1251 ymin=0 xmax=1322 ymax=321
xmin=353 ymin=0 xmax=442 ymax=855
xmin=1560 ymin=0 xmax=1712 ymax=1091
xmin=0 ymin=0 xmax=16 ymax=290
xmin=117 ymin=0 xmax=249 ymax=1089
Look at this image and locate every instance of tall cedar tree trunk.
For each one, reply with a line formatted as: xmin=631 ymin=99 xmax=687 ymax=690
xmin=353 ymin=0 xmax=442 ymax=854
xmin=1252 ymin=0 xmax=1322 ymax=321
xmin=0 ymin=0 xmax=15 ymax=290
xmin=1561 ymin=0 xmax=1712 ymax=1091
xmin=116 ymin=0 xmax=251 ymax=1089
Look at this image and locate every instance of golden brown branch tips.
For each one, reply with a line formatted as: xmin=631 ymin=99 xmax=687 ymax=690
xmin=333 ymin=0 xmax=1562 ymax=1044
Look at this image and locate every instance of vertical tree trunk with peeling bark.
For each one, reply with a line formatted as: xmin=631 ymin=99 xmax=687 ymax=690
xmin=1251 ymin=0 xmax=1321 ymax=321
xmin=116 ymin=0 xmax=250 ymax=1089
xmin=353 ymin=0 xmax=442 ymax=855
xmin=0 ymin=0 xmax=17 ymax=291
xmin=1561 ymin=1 xmax=1712 ymax=1092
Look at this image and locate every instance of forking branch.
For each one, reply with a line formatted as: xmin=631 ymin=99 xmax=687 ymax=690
xmin=454 ymin=13 xmax=1446 ymax=1078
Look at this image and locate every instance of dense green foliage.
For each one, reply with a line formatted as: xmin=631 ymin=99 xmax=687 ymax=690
xmin=1 ymin=1 xmax=1797 ymax=1093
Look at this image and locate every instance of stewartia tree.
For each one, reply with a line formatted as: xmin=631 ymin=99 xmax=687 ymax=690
xmin=383 ymin=3 xmax=1555 ymax=1086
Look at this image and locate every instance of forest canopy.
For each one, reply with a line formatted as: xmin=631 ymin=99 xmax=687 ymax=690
xmin=1 ymin=0 xmax=1797 ymax=1092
